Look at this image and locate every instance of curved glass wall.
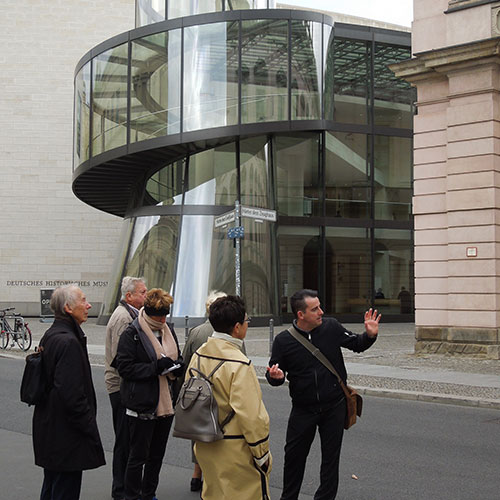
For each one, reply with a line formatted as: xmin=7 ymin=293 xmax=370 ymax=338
xmin=136 ymin=1 xmax=275 ymax=27
xmin=74 ymin=14 xmax=414 ymax=170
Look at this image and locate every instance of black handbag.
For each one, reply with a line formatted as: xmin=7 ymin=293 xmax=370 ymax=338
xmin=288 ymin=327 xmax=362 ymax=429
xmin=20 ymin=345 xmax=47 ymax=406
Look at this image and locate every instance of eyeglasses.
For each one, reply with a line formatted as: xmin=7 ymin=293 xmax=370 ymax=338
xmin=244 ymin=316 xmax=251 ymax=324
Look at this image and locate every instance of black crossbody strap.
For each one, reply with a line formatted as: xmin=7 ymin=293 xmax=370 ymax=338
xmin=287 ymin=326 xmax=350 ymax=396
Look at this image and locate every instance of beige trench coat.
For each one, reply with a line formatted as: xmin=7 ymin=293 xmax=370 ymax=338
xmin=188 ymin=337 xmax=272 ymax=500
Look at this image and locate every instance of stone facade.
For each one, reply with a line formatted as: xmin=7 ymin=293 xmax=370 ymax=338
xmin=0 ymin=0 xmax=135 ymax=315
xmin=392 ymin=0 xmax=500 ymax=358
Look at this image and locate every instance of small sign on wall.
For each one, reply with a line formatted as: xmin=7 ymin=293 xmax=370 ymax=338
xmin=466 ymin=247 xmax=477 ymax=258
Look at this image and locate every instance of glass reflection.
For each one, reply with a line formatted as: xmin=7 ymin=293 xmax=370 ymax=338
xmin=325 ymin=131 xmax=370 ymax=218
xmin=327 ymin=37 xmax=369 ymax=124
xmin=291 ymin=20 xmax=322 ymax=120
xmin=136 ymin=0 xmax=165 ymax=27
xmin=124 ymin=215 xmax=180 ymax=292
xmin=146 ymin=159 xmax=184 ymax=205
xmin=325 ymin=227 xmax=371 ymax=314
xmin=240 ymin=137 xmax=271 ymax=209
xmin=374 ymin=43 xmax=414 ymax=128
xmin=74 ymin=63 xmax=91 ymax=168
xmin=131 ymin=31 xmax=181 ymax=141
xmin=169 ymin=0 xmax=221 ymax=20
xmin=278 ymin=226 xmax=320 ymax=314
xmin=374 ymin=228 xmax=413 ymax=315
xmin=92 ymin=43 xmax=129 ymax=156
xmin=241 ymin=19 xmax=288 ymax=123
xmin=184 ymin=143 xmax=237 ymax=205
xmin=183 ymin=22 xmax=239 ymax=132
xmin=275 ymin=134 xmax=320 ymax=216
xmin=241 ymin=219 xmax=276 ymax=317
xmin=374 ymin=135 xmax=412 ymax=221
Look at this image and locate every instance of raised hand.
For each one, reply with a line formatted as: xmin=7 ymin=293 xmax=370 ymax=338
xmin=364 ymin=308 xmax=381 ymax=338
xmin=266 ymin=363 xmax=285 ymax=380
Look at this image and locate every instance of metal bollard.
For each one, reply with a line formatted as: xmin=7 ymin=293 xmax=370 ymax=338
xmin=269 ymin=318 xmax=274 ymax=355
xmin=184 ymin=315 xmax=189 ymax=342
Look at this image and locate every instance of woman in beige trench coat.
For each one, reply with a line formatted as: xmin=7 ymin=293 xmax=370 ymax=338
xmin=187 ymin=295 xmax=272 ymax=500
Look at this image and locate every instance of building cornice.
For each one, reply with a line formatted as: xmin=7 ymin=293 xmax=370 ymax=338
xmin=390 ymin=37 xmax=500 ymax=83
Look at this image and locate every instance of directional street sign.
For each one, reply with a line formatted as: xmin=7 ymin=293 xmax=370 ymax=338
xmin=214 ymin=210 xmax=235 ymax=228
xmin=241 ymin=206 xmax=277 ymax=222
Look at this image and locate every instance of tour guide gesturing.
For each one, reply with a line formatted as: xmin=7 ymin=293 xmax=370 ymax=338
xmin=266 ymin=289 xmax=381 ymax=500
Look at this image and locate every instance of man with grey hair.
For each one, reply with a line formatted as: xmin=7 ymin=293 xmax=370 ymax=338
xmin=32 ymin=285 xmax=105 ymax=500
xmin=182 ymin=290 xmax=248 ymax=492
xmin=105 ymin=276 xmax=147 ymax=500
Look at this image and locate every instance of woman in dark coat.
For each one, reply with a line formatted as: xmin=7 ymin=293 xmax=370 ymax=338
xmin=113 ymin=288 xmax=184 ymax=500
xmin=33 ymin=285 xmax=105 ymax=500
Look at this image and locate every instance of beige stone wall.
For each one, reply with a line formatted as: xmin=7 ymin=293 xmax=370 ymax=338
xmin=395 ymin=1 xmax=500 ymax=356
xmin=0 ymin=0 xmax=135 ymax=314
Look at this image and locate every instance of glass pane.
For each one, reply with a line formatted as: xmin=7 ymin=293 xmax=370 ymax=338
xmin=241 ymin=19 xmax=288 ymax=123
xmin=92 ymin=43 xmax=129 ymax=156
xmin=136 ymin=0 xmax=165 ymax=27
xmin=74 ymin=63 xmax=91 ymax=168
xmin=291 ymin=20 xmax=322 ymax=120
xmin=99 ymin=218 xmax=135 ymax=317
xmin=131 ymin=30 xmax=181 ymax=141
xmin=374 ymin=228 xmax=414 ymax=315
xmin=328 ymin=37 xmax=369 ymax=124
xmin=146 ymin=159 xmax=184 ymax=205
xmin=374 ymin=135 xmax=412 ymax=221
xmin=185 ymin=143 xmax=237 ymax=205
xmin=323 ymin=24 xmax=333 ymax=121
xmin=325 ymin=131 xmax=370 ymax=218
xmin=172 ymin=214 xmax=232 ymax=317
xmin=230 ymin=0 xmax=270 ymax=8
xmin=275 ymin=134 xmax=320 ymax=216
xmin=324 ymin=227 xmax=371 ymax=315
xmin=374 ymin=43 xmax=415 ymax=129
xmin=123 ymin=215 xmax=180 ymax=292
xmin=183 ymin=22 xmax=239 ymax=132
xmin=277 ymin=226 xmax=320 ymax=314
xmin=240 ymin=136 xmax=271 ymax=209
xmin=168 ymin=0 xmax=222 ymax=19
xmin=241 ymin=219 xmax=277 ymax=316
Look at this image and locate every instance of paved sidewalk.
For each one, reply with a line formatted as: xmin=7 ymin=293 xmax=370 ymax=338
xmin=4 ymin=317 xmax=500 ymax=409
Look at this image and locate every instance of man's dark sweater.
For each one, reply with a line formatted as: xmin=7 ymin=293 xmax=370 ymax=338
xmin=266 ymin=318 xmax=376 ymax=407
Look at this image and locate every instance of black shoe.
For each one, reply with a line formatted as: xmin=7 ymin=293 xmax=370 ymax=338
xmin=190 ymin=478 xmax=202 ymax=492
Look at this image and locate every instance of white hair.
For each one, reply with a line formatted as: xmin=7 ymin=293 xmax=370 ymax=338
xmin=120 ymin=276 xmax=146 ymax=299
xmin=50 ymin=284 xmax=81 ymax=318
xmin=205 ymin=290 xmax=227 ymax=315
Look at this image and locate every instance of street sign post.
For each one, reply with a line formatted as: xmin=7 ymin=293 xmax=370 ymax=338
xmin=214 ymin=203 xmax=277 ymax=297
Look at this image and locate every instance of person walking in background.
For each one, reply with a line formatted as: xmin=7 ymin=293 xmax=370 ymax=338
xmin=105 ymin=276 xmax=147 ymax=500
xmin=266 ymin=289 xmax=380 ymax=500
xmin=181 ymin=290 xmax=226 ymax=492
xmin=33 ymin=285 xmax=105 ymax=500
xmin=187 ymin=295 xmax=271 ymax=500
xmin=113 ymin=288 xmax=184 ymax=500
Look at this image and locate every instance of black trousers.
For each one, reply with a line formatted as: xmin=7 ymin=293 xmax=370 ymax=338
xmin=110 ymin=391 xmax=130 ymax=500
xmin=281 ymin=398 xmax=346 ymax=500
xmin=40 ymin=469 xmax=82 ymax=500
xmin=125 ymin=415 xmax=173 ymax=500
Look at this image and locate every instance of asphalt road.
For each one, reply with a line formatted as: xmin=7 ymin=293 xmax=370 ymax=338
xmin=1 ymin=357 xmax=499 ymax=499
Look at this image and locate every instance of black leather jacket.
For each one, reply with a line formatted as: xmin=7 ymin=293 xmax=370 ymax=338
xmin=266 ymin=318 xmax=376 ymax=407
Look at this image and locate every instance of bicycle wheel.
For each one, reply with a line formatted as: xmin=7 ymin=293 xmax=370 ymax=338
xmin=0 ymin=330 xmax=9 ymax=349
xmin=15 ymin=324 xmax=32 ymax=351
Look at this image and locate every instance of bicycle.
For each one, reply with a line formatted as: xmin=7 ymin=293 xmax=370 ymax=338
xmin=0 ymin=307 xmax=32 ymax=351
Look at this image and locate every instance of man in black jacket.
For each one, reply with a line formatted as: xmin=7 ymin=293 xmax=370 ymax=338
xmin=266 ymin=289 xmax=380 ymax=500
xmin=33 ymin=285 xmax=105 ymax=500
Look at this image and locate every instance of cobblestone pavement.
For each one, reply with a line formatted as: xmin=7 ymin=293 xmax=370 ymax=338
xmin=4 ymin=317 xmax=500 ymax=408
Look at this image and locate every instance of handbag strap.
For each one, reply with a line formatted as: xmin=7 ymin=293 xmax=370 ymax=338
xmin=287 ymin=326 xmax=350 ymax=397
